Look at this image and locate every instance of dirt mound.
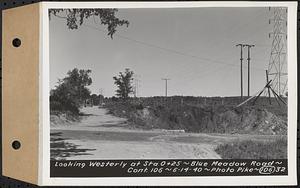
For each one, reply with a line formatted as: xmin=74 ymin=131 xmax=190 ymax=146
xmin=234 ymin=107 xmax=286 ymax=135
xmin=217 ymin=107 xmax=287 ymax=135
xmin=104 ymin=101 xmax=287 ymax=135
xmin=50 ymin=112 xmax=80 ymax=126
xmin=135 ymin=105 xmax=287 ymax=135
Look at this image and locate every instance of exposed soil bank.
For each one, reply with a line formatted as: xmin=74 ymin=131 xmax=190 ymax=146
xmin=105 ymin=102 xmax=287 ymax=135
xmin=50 ymin=107 xmax=286 ymax=160
xmin=50 ymin=112 xmax=81 ymax=127
xmin=50 ymin=107 xmax=223 ymax=160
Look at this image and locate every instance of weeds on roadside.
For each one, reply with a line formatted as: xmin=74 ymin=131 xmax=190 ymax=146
xmin=215 ymin=137 xmax=287 ymax=159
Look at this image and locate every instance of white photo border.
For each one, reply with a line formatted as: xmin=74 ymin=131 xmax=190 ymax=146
xmin=40 ymin=1 xmax=298 ymax=186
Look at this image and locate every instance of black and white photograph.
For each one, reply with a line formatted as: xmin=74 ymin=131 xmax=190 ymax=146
xmin=49 ymin=6 xmax=289 ymax=160
xmin=0 ymin=1 xmax=297 ymax=186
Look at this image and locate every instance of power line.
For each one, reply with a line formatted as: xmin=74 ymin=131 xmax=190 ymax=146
xmin=81 ymin=14 xmax=272 ymax=97
xmin=204 ymin=9 xmax=267 ymax=49
xmin=83 ymin=23 xmax=266 ymax=71
xmin=173 ymin=63 xmax=231 ymax=88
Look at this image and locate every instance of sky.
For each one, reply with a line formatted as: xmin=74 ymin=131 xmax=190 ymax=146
xmin=49 ymin=7 xmax=277 ymax=97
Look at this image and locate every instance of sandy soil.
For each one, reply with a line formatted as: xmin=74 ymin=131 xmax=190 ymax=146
xmin=51 ymin=106 xmax=284 ymax=160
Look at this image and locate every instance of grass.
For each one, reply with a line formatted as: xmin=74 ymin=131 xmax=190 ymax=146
xmin=215 ymin=138 xmax=287 ymax=159
xmin=104 ymin=99 xmax=287 ymax=135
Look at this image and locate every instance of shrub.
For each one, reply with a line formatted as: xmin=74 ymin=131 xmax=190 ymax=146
xmin=50 ymin=68 xmax=92 ymax=115
xmin=215 ymin=138 xmax=287 ymax=159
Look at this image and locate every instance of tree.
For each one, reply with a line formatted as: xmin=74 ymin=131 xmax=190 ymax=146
xmin=49 ymin=9 xmax=129 ymax=38
xmin=50 ymin=68 xmax=92 ymax=114
xmin=90 ymin=93 xmax=104 ymax=106
xmin=113 ymin=68 xmax=134 ymax=99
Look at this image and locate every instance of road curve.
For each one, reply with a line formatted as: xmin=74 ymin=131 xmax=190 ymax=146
xmin=50 ymin=106 xmax=282 ymax=160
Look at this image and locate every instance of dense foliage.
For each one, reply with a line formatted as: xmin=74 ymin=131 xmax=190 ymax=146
xmin=90 ymin=94 xmax=104 ymax=106
xmin=49 ymin=9 xmax=129 ymax=38
xmin=113 ymin=68 xmax=134 ymax=99
xmin=50 ymin=68 xmax=92 ymax=114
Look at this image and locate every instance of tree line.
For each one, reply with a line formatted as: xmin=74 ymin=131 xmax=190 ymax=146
xmin=50 ymin=68 xmax=135 ymax=115
xmin=49 ymin=8 xmax=134 ymax=115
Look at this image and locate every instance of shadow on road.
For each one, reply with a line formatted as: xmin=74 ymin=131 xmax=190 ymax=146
xmin=50 ymin=132 xmax=96 ymax=160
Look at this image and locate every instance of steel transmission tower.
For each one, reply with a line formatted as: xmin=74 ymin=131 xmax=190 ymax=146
xmin=267 ymin=7 xmax=288 ymax=96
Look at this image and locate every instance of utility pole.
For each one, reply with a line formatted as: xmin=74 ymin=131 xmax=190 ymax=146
xmin=134 ymin=75 xmax=141 ymax=98
xmin=133 ymin=79 xmax=137 ymax=97
xmin=236 ymin=44 xmax=244 ymax=99
xmin=244 ymin=44 xmax=255 ymax=97
xmin=99 ymin=88 xmax=104 ymax=105
xmin=162 ymin=78 xmax=170 ymax=97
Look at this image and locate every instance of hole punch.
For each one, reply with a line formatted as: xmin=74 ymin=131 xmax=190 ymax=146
xmin=12 ymin=38 xmax=21 ymax=47
xmin=12 ymin=140 xmax=21 ymax=150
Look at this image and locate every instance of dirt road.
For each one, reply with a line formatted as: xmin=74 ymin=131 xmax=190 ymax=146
xmin=51 ymin=106 xmax=282 ymax=160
